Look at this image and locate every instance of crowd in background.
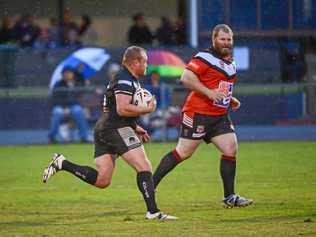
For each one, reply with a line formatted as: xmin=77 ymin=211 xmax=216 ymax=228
xmin=0 ymin=10 xmax=186 ymax=49
xmin=127 ymin=12 xmax=187 ymax=46
xmin=0 ymin=9 xmax=98 ymax=49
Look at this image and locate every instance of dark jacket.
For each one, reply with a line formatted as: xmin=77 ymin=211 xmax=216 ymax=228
xmin=50 ymin=80 xmax=80 ymax=107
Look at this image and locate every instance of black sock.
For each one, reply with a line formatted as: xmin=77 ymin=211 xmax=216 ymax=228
xmin=220 ymin=155 xmax=236 ymax=198
xmin=153 ymin=149 xmax=182 ymax=189
xmin=137 ymin=171 xmax=159 ymax=214
xmin=62 ymin=160 xmax=98 ymax=185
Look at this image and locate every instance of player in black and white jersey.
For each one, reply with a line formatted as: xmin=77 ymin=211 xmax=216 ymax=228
xmin=42 ymin=46 xmax=177 ymax=220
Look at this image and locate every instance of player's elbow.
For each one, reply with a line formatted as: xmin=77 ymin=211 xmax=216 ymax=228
xmin=180 ymin=74 xmax=190 ymax=86
xmin=116 ymin=105 xmax=127 ymax=116
xmin=116 ymin=108 xmax=124 ymax=116
xmin=179 ymin=75 xmax=186 ymax=84
xmin=180 ymin=78 xmax=191 ymax=88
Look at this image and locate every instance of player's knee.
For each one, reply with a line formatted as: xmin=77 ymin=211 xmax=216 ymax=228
xmin=223 ymin=143 xmax=238 ymax=157
xmin=135 ymin=161 xmax=152 ymax=173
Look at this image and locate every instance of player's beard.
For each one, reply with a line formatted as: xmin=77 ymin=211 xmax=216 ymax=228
xmin=214 ymin=42 xmax=232 ymax=58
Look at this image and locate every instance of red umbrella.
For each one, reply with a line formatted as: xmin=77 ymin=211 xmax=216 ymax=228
xmin=147 ymin=50 xmax=185 ymax=77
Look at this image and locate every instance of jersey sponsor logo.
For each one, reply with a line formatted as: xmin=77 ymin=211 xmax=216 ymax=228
xmin=117 ymin=127 xmax=141 ymax=147
xmin=196 ymin=125 xmax=205 ymax=133
xmin=192 ymin=132 xmax=206 ymax=138
xmin=214 ymin=81 xmax=233 ymax=108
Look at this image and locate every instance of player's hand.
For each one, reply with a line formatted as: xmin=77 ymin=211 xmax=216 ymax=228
xmin=147 ymin=96 xmax=157 ymax=113
xmin=135 ymin=125 xmax=150 ymax=143
xmin=207 ymin=89 xmax=227 ymax=103
xmin=230 ymin=97 xmax=241 ymax=111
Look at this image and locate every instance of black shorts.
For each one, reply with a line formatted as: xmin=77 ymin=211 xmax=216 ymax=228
xmin=94 ymin=126 xmax=142 ymax=158
xmin=180 ymin=113 xmax=235 ymax=143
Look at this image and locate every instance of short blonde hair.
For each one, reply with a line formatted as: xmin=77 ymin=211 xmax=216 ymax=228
xmin=122 ymin=46 xmax=146 ymax=66
xmin=212 ymin=24 xmax=233 ymax=42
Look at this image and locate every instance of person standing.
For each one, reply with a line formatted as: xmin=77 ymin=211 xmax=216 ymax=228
xmin=43 ymin=46 xmax=177 ymax=220
xmin=127 ymin=13 xmax=153 ymax=45
xmin=153 ymin=24 xmax=253 ymax=208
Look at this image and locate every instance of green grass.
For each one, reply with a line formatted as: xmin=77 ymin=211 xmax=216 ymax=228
xmin=0 ymin=142 xmax=315 ymax=236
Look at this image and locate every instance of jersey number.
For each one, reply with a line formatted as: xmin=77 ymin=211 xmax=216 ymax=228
xmin=214 ymin=81 xmax=233 ymax=108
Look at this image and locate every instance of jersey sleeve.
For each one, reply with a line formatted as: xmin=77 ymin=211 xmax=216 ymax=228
xmin=186 ymin=58 xmax=209 ymax=78
xmin=114 ymin=79 xmax=134 ymax=96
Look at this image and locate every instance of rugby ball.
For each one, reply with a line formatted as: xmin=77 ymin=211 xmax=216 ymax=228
xmin=133 ymin=88 xmax=153 ymax=106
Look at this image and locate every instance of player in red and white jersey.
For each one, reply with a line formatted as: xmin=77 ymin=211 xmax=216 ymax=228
xmin=183 ymin=46 xmax=237 ymax=116
xmin=153 ymin=24 xmax=253 ymax=208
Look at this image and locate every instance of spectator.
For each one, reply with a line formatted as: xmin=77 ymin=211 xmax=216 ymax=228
xmin=11 ymin=15 xmax=23 ymax=42
xmin=78 ymin=15 xmax=98 ymax=46
xmin=47 ymin=17 xmax=61 ymax=48
xmin=48 ymin=67 xmax=89 ymax=143
xmin=174 ymin=18 xmax=187 ymax=45
xmin=281 ymin=41 xmax=307 ymax=83
xmin=15 ymin=14 xmax=40 ymax=47
xmin=0 ymin=16 xmax=14 ymax=44
xmin=156 ymin=17 xmax=175 ymax=46
xmin=33 ymin=27 xmax=49 ymax=49
xmin=145 ymin=71 xmax=164 ymax=109
xmin=61 ymin=8 xmax=80 ymax=47
xmin=127 ymin=12 xmax=153 ymax=45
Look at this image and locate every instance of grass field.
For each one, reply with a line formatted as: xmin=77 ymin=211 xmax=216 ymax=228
xmin=0 ymin=141 xmax=315 ymax=237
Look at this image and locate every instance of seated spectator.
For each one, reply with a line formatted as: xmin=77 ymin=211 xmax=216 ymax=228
xmin=127 ymin=12 xmax=153 ymax=45
xmin=48 ymin=67 xmax=89 ymax=143
xmin=0 ymin=16 xmax=14 ymax=44
xmin=156 ymin=16 xmax=175 ymax=46
xmin=79 ymin=15 xmax=98 ymax=46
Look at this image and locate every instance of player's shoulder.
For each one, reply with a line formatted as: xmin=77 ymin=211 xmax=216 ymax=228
xmin=113 ymin=68 xmax=135 ymax=86
xmin=115 ymin=68 xmax=133 ymax=81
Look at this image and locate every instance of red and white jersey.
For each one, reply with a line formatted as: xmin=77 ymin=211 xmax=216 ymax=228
xmin=183 ymin=49 xmax=237 ymax=116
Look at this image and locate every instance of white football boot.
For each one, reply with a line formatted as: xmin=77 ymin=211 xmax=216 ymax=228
xmin=42 ymin=153 xmax=65 ymax=183
xmin=222 ymin=194 xmax=253 ymax=208
xmin=146 ymin=211 xmax=178 ymax=220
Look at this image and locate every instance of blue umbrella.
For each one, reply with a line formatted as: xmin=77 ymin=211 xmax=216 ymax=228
xmin=49 ymin=47 xmax=111 ymax=89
